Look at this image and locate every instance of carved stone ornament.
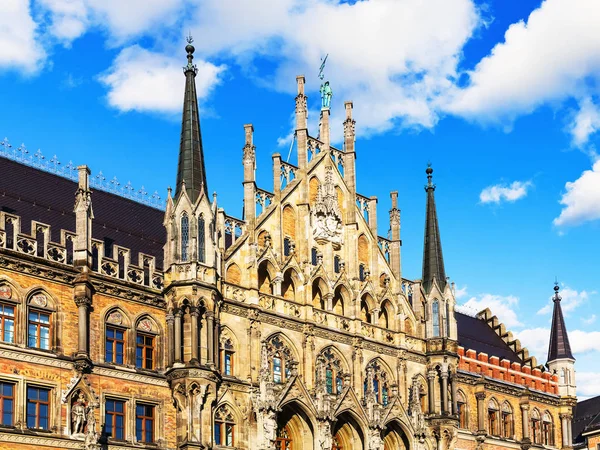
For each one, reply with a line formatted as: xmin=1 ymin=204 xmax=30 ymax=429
xmin=107 ymin=311 xmax=123 ymax=325
xmin=30 ymin=293 xmax=48 ymax=307
xmin=138 ymin=318 xmax=153 ymax=332
xmin=312 ymin=166 xmax=343 ymax=249
xmin=0 ymin=285 xmax=11 ymax=300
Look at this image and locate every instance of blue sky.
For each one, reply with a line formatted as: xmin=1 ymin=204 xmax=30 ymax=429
xmin=1 ymin=0 xmax=600 ymax=396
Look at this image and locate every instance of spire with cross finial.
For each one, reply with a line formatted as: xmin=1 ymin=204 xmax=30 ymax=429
xmin=422 ymin=163 xmax=446 ymax=294
xmin=175 ymin=34 xmax=208 ymax=204
xmin=547 ymin=281 xmax=574 ymax=362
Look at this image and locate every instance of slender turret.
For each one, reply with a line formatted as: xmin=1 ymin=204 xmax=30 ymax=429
xmin=175 ymin=35 xmax=208 ymax=204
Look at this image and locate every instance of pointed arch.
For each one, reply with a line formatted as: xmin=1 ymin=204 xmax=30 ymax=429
xmin=220 ymin=326 xmax=238 ymax=377
xmin=277 ymin=400 xmax=316 ymax=450
xmin=0 ymin=277 xmax=23 ymax=347
xmin=312 ymin=277 xmax=328 ymax=310
xmin=501 ymin=401 xmax=514 ymax=438
xmin=365 ymin=358 xmax=394 ymax=406
xmin=431 ymin=299 xmax=440 ymax=337
xmin=382 ymin=419 xmax=411 ymax=450
xmin=282 ymin=267 xmax=301 ymax=301
xmin=487 ymin=397 xmax=500 ymax=436
xmin=317 ymin=345 xmax=350 ymax=395
xmin=258 ymin=259 xmax=276 ymax=294
xmin=26 ymin=288 xmax=58 ymax=352
xmin=225 ymin=263 xmax=242 ymax=285
xmin=360 ymin=293 xmax=375 ymax=323
xmin=282 ymin=204 xmax=297 ymax=243
xmin=197 ymin=213 xmax=206 ymax=263
xmin=542 ymin=410 xmax=555 ymax=446
xmin=358 ymin=234 xmax=369 ymax=266
xmin=309 ymin=176 xmax=321 ymax=205
xmin=456 ymin=389 xmax=468 ymax=429
xmin=379 ymin=299 xmax=394 ymax=329
xmin=264 ymin=332 xmax=299 ymax=384
xmin=134 ymin=314 xmax=161 ymax=370
xmin=214 ymin=403 xmax=239 ymax=447
xmin=531 ymin=408 xmax=542 ymax=444
xmin=333 ymin=410 xmax=367 ymax=450
xmin=180 ymin=212 xmax=189 ymax=262
xmin=332 ymin=284 xmax=349 ymax=316
xmin=103 ymin=306 xmax=132 ymax=366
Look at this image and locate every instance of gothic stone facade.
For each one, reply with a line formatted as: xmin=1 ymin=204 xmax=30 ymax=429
xmin=0 ymin=46 xmax=576 ymax=450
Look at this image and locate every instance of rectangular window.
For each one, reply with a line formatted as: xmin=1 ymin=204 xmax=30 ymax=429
xmin=136 ymin=404 xmax=154 ymax=443
xmin=0 ymin=303 xmax=15 ymax=343
xmin=0 ymin=382 xmax=15 ymax=426
xmin=215 ymin=422 xmax=222 ymax=445
xmin=28 ymin=310 xmax=50 ymax=350
xmin=106 ymin=327 xmax=125 ymax=364
xmin=226 ymin=423 xmax=234 ymax=446
xmin=326 ymin=369 xmax=333 ymax=394
xmin=224 ymin=351 xmax=233 ymax=376
xmin=105 ymin=399 xmax=125 ymax=440
xmin=26 ymin=386 xmax=50 ymax=430
xmin=136 ymin=334 xmax=154 ymax=369
xmin=215 ymin=422 xmax=234 ymax=446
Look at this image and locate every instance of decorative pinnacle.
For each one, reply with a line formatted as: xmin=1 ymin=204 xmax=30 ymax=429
xmin=553 ymin=279 xmax=561 ymax=302
xmin=184 ymin=34 xmax=197 ymax=74
xmin=425 ymin=162 xmax=435 ymax=190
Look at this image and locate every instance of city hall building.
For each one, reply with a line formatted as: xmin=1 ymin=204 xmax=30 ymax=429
xmin=0 ymin=41 xmax=577 ymax=450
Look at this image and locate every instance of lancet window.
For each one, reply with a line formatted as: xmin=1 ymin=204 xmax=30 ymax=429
xmin=531 ymin=409 xmax=541 ymax=444
xmin=181 ymin=213 xmax=189 ymax=262
xmin=432 ymin=300 xmax=440 ymax=337
xmin=317 ymin=348 xmax=345 ymax=395
xmin=457 ymin=390 xmax=468 ymax=428
xmin=502 ymin=402 xmax=513 ymax=438
xmin=214 ymin=405 xmax=236 ymax=447
xmin=264 ymin=335 xmax=295 ymax=384
xmin=365 ymin=360 xmax=391 ymax=406
xmin=488 ymin=398 xmax=499 ymax=436
xmin=542 ymin=411 xmax=554 ymax=446
xmin=198 ymin=215 xmax=206 ymax=263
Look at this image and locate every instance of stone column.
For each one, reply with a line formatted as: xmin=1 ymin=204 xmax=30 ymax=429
xmin=324 ymin=293 xmax=334 ymax=312
xmin=73 ymin=166 xmax=93 ymax=268
xmin=371 ymin=308 xmax=380 ymax=325
xmin=476 ymin=392 xmax=486 ymax=433
xmin=174 ymin=310 xmax=183 ymax=363
xmin=166 ymin=313 xmax=175 ymax=367
xmin=214 ymin=317 xmax=221 ymax=370
xmin=440 ymin=368 xmax=449 ymax=415
xmin=190 ymin=307 xmax=200 ymax=364
xmin=567 ymin=415 xmax=573 ymax=446
xmin=389 ymin=191 xmax=401 ymax=280
xmin=272 ymin=276 xmax=283 ymax=297
xmin=428 ymin=370 xmax=437 ymax=414
xmin=74 ymin=296 xmax=91 ymax=356
xmin=560 ymin=414 xmax=569 ymax=448
xmin=521 ymin=404 xmax=530 ymax=441
xmin=207 ymin=312 xmax=215 ymax=365
xmin=451 ymin=376 xmax=458 ymax=415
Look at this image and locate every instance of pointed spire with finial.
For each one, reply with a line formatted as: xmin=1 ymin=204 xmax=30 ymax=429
xmin=175 ymin=33 xmax=208 ymax=204
xmin=422 ymin=163 xmax=447 ymax=294
xmin=547 ymin=281 xmax=575 ymax=362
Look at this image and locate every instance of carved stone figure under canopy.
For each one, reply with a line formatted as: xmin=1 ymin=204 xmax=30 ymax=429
xmin=71 ymin=392 xmax=87 ymax=435
xmin=312 ymin=166 xmax=343 ymax=249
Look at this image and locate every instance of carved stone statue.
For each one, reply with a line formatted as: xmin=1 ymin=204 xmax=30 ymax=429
xmin=84 ymin=405 xmax=100 ymax=449
xmin=319 ymin=421 xmax=332 ymax=450
xmin=312 ymin=166 xmax=343 ymax=249
xmin=71 ymin=392 xmax=87 ymax=435
xmin=320 ymin=81 xmax=332 ymax=109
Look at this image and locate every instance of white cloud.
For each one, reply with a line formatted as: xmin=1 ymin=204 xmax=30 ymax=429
xmin=446 ymin=0 xmax=600 ymax=136
xmin=578 ymin=372 xmax=600 ymax=398
xmin=460 ymin=293 xmax=522 ymax=328
xmin=536 ymin=286 xmax=592 ymax=315
xmin=582 ymin=314 xmax=597 ymax=325
xmin=479 ymin=180 xmax=532 ymax=204
xmin=98 ymin=46 xmax=225 ymax=113
xmin=569 ymin=97 xmax=600 ymax=147
xmin=516 ymin=328 xmax=600 ymax=359
xmin=454 ymin=285 xmax=468 ymax=300
xmin=554 ymin=159 xmax=600 ymax=227
xmin=187 ymin=0 xmax=481 ymax=140
xmin=0 ymin=0 xmax=46 ymax=73
xmin=38 ymin=0 xmax=185 ymax=45
xmin=514 ymin=328 xmax=549 ymax=358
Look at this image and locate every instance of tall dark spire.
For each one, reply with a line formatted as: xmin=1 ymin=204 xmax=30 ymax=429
xmin=422 ymin=164 xmax=446 ymax=294
xmin=175 ymin=35 xmax=208 ymax=204
xmin=547 ymin=282 xmax=575 ymax=362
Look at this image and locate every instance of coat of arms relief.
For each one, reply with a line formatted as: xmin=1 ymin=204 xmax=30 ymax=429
xmin=312 ymin=166 xmax=343 ymax=250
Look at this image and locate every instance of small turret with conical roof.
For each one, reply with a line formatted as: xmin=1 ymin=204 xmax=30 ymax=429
xmin=547 ymin=282 xmax=576 ymax=397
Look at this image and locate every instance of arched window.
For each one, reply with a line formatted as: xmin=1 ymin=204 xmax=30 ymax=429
xmin=334 ymin=255 xmax=341 ymax=273
xmin=502 ymin=402 xmax=513 ymax=438
xmin=214 ymin=405 xmax=235 ymax=447
xmin=457 ymin=391 xmax=468 ymax=429
xmin=360 ymin=296 xmax=372 ymax=323
xmin=488 ymin=399 xmax=499 ymax=436
xmin=560 ymin=368 xmax=566 ymax=384
xmin=379 ymin=301 xmax=392 ymax=329
xmin=136 ymin=317 xmax=158 ymax=370
xmin=181 ymin=213 xmax=189 ymax=262
xmin=432 ymin=300 xmax=440 ymax=337
xmin=543 ymin=412 xmax=554 ymax=446
xmin=264 ymin=335 xmax=295 ymax=384
xmin=332 ymin=286 xmax=346 ymax=316
xmin=365 ymin=360 xmax=391 ymax=406
xmin=312 ymin=279 xmax=325 ymax=310
xmin=258 ymin=261 xmax=273 ymax=295
xmin=0 ymin=283 xmax=17 ymax=345
xmin=446 ymin=301 xmax=451 ymax=337
xmin=311 ymin=247 xmax=318 ymax=266
xmin=531 ymin=409 xmax=541 ymax=444
xmin=276 ymin=426 xmax=292 ymax=450
xmin=198 ymin=215 xmax=205 ymax=263
xmin=27 ymin=291 xmax=55 ymax=351
xmin=105 ymin=308 xmax=130 ymax=365
xmin=359 ymin=264 xmax=366 ymax=281
xmin=317 ymin=348 xmax=345 ymax=395
xmin=281 ymin=269 xmax=296 ymax=301
xmin=220 ymin=330 xmax=236 ymax=377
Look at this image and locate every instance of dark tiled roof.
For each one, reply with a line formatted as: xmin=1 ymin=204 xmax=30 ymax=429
xmin=0 ymin=156 xmax=166 ymax=269
xmin=573 ymin=396 xmax=600 ymax=444
xmin=456 ymin=311 xmax=523 ymax=364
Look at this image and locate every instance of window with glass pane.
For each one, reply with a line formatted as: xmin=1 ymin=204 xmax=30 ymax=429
xmin=432 ymin=301 xmax=440 ymax=337
xmin=105 ymin=399 xmax=125 ymax=440
xmin=28 ymin=310 xmax=50 ymax=350
xmin=224 ymin=351 xmax=233 ymax=376
xmin=198 ymin=216 xmax=206 ymax=263
xmin=311 ymin=247 xmax=318 ymax=266
xmin=382 ymin=386 xmax=389 ymax=406
xmin=359 ymin=264 xmax=365 ymax=281
xmin=0 ymin=303 xmax=15 ymax=343
xmin=326 ymin=368 xmax=333 ymax=394
xmin=214 ymin=422 xmax=222 ymax=445
xmin=334 ymin=255 xmax=340 ymax=273
xmin=336 ymin=376 xmax=343 ymax=394
xmin=181 ymin=214 xmax=189 ymax=262
xmin=0 ymin=382 xmax=14 ymax=426
xmin=136 ymin=404 xmax=154 ymax=443
xmin=273 ymin=357 xmax=282 ymax=383
xmin=106 ymin=326 xmax=125 ymax=364
xmin=136 ymin=333 xmax=155 ymax=369
xmin=446 ymin=301 xmax=451 ymax=337
xmin=26 ymin=386 xmax=50 ymax=430
xmin=283 ymin=237 xmax=291 ymax=257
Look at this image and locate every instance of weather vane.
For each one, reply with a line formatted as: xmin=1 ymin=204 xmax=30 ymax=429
xmin=186 ymin=31 xmax=194 ymax=44
xmin=319 ymin=54 xmax=332 ymax=110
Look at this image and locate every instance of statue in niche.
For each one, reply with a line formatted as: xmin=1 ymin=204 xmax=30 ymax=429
xmin=71 ymin=391 xmax=87 ymax=436
xmin=312 ymin=166 xmax=343 ymax=249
